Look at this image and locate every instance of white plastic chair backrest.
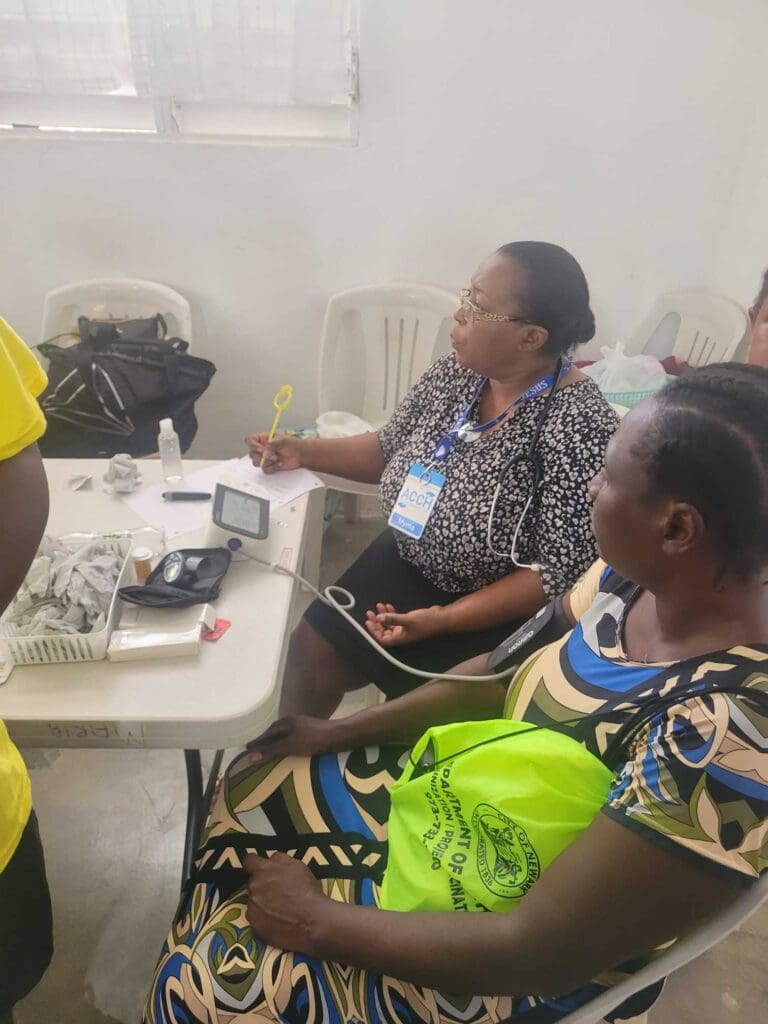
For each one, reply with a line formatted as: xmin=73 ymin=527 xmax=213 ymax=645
xmin=40 ymin=278 xmax=193 ymax=348
xmin=318 ymin=283 xmax=457 ymax=429
xmin=556 ymin=872 xmax=768 ymax=1024
xmin=627 ymin=291 xmax=747 ymax=367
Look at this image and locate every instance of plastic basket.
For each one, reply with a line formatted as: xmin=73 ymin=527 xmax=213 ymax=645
xmin=602 ymin=387 xmax=658 ymax=408
xmin=0 ymin=538 xmax=132 ymax=665
xmin=603 ymin=375 xmax=673 ymax=409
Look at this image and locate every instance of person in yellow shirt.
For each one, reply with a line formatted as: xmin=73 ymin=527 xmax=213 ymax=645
xmin=0 ymin=316 xmax=53 ymax=1021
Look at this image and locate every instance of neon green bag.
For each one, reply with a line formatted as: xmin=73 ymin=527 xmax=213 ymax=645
xmin=380 ymin=719 xmax=613 ymax=913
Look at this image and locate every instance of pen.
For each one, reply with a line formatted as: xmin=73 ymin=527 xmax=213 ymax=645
xmin=260 ymin=384 xmax=294 ymax=467
xmin=162 ymin=491 xmax=212 ymax=502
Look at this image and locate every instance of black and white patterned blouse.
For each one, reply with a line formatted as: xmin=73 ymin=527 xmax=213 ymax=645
xmin=377 ymin=355 xmax=618 ymax=597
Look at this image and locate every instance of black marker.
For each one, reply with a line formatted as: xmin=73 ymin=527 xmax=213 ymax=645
xmin=162 ymin=491 xmax=212 ymax=502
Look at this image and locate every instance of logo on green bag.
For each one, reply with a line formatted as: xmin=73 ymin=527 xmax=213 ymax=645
xmin=472 ymin=803 xmax=540 ymax=898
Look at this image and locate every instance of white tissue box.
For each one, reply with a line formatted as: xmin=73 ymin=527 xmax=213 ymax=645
xmin=107 ymin=603 xmax=216 ymax=661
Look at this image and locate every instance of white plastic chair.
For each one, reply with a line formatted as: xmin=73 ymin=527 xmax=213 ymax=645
xmin=556 ymin=872 xmax=768 ymax=1023
xmin=626 ymin=291 xmax=747 ymax=366
xmin=40 ymin=277 xmax=193 ymax=348
xmin=316 ymin=282 xmax=457 ymax=517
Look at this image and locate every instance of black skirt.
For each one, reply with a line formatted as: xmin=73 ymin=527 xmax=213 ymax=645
xmin=0 ymin=811 xmax=53 ymax=1012
xmin=304 ymin=528 xmax=523 ymax=698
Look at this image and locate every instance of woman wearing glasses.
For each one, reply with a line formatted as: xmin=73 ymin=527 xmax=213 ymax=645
xmin=247 ymin=241 xmax=617 ymax=716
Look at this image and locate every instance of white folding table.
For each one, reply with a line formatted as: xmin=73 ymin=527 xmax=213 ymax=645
xmin=0 ymin=458 xmax=326 ymax=877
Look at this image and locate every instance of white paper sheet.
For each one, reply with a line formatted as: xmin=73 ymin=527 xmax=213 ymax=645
xmin=220 ymin=457 xmax=325 ymax=509
xmin=121 ymin=460 xmax=323 ymax=539
xmin=121 ymin=477 xmax=213 ymax=539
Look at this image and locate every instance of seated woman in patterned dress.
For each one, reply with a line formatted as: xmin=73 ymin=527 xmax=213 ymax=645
xmin=145 ymin=364 xmax=768 ymax=1024
xmin=246 ymin=241 xmax=617 ymax=716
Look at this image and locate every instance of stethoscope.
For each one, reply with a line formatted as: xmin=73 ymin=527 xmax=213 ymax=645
xmin=425 ymin=356 xmax=570 ymax=573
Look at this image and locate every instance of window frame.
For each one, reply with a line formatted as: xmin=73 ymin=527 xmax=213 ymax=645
xmin=0 ymin=5 xmax=359 ymax=146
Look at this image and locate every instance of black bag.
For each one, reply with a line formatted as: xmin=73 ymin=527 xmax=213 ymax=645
xmin=76 ymin=313 xmax=169 ymax=344
xmin=36 ymin=315 xmax=216 ymax=458
xmin=119 ymin=548 xmax=232 ymax=608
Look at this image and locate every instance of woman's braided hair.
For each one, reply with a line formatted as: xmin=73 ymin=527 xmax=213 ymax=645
xmin=634 ymin=362 xmax=768 ymax=580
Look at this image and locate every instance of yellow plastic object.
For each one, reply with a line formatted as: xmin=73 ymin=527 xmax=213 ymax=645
xmin=260 ymin=384 xmax=294 ymax=467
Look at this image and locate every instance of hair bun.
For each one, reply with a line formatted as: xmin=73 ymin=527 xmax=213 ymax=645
xmin=495 ymin=241 xmax=594 ymax=354
xmin=575 ymin=308 xmax=596 ymax=346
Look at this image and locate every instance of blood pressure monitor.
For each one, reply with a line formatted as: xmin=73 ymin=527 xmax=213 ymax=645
xmin=205 ymin=475 xmax=270 ymax=554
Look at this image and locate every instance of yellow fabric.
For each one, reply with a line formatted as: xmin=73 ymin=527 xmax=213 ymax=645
xmin=0 ymin=722 xmax=31 ymax=872
xmin=567 ymin=558 xmax=607 ymax=623
xmin=0 ymin=316 xmax=47 ymax=460
xmin=0 ymin=316 xmax=47 ymax=871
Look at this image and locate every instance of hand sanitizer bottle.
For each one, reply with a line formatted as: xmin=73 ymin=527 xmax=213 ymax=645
xmin=158 ymin=418 xmax=184 ymax=485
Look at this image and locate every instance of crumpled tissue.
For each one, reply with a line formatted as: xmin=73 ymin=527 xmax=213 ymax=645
xmin=103 ymin=453 xmax=142 ymax=495
xmin=7 ymin=536 xmax=122 ymax=636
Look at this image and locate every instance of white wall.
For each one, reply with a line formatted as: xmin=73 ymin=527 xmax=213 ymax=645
xmin=0 ymin=0 xmax=765 ymax=457
xmin=713 ymin=90 xmax=767 ymax=319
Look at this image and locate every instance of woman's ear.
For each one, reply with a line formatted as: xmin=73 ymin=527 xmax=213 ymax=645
xmin=661 ymin=502 xmax=705 ymax=556
xmin=519 ymin=325 xmax=549 ymax=352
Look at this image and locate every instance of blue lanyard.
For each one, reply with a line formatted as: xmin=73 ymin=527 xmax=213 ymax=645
xmin=432 ymin=360 xmax=570 ymax=463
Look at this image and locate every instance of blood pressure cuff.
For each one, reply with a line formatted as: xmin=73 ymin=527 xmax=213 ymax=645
xmin=486 ymin=595 xmax=571 ymax=672
xmin=119 ymin=548 xmax=231 ymax=608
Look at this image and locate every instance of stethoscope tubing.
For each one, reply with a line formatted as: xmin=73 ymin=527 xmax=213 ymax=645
xmin=487 ymin=356 xmax=568 ymax=570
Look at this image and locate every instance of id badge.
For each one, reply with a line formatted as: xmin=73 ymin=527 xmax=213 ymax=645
xmin=388 ymin=463 xmax=446 ymax=540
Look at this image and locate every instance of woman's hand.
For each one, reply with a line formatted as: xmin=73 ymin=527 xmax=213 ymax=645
xmin=246 ymin=715 xmax=349 ymax=762
xmin=244 ymin=852 xmax=327 ymax=952
xmin=244 ymin=433 xmax=305 ymax=474
xmin=364 ymin=603 xmax=445 ymax=647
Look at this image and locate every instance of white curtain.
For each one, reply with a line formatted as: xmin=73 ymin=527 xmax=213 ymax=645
xmin=0 ymin=1 xmax=134 ymax=95
xmin=0 ymin=0 xmax=353 ymax=106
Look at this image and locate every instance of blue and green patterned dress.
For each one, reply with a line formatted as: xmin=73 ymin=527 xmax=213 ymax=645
xmin=144 ymin=561 xmax=768 ymax=1024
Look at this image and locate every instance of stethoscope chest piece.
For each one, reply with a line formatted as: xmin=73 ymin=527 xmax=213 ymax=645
xmin=163 ymin=551 xmax=184 ymax=583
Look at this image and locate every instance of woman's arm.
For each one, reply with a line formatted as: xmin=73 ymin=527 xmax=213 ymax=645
xmin=295 ymin=432 xmax=387 ymax=482
xmin=437 ymin=568 xmax=545 ymax=632
xmin=0 ymin=444 xmax=49 ymax=615
xmin=255 ymin=559 xmax=603 ymax=759
xmin=365 ymin=569 xmax=546 ymax=647
xmin=249 ymin=356 xmax=451 ymax=483
xmin=256 ymin=565 xmax=598 ymax=760
xmin=249 ymin=657 xmax=506 ymax=760
xmin=335 ymin=663 xmax=506 ymax=746
xmin=246 ymin=431 xmax=386 ymax=484
xmin=246 ymin=813 xmax=739 ymax=997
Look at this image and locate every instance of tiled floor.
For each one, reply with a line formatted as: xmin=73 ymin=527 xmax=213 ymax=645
xmin=16 ymin=515 xmax=768 ymax=1023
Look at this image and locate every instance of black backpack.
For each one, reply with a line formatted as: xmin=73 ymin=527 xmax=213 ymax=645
xmin=36 ymin=315 xmax=216 ymax=458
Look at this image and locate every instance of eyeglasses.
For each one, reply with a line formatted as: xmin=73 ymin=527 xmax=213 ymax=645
xmin=458 ymin=288 xmax=533 ymax=326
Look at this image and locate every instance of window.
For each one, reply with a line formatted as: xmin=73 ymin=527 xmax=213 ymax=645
xmin=0 ymin=0 xmax=358 ymax=142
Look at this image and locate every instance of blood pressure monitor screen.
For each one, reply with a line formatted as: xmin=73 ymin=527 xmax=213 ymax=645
xmin=213 ymin=484 xmax=269 ymax=540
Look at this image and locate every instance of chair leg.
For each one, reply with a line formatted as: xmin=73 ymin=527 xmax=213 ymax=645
xmin=301 ymin=487 xmax=325 ymax=589
xmin=343 ymin=493 xmax=361 ymax=524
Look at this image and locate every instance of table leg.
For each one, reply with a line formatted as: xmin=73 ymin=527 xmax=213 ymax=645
xmin=181 ymin=748 xmax=225 ymax=888
xmin=182 ymin=750 xmax=203 ymax=886
xmin=300 ymin=486 xmax=326 ymax=589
